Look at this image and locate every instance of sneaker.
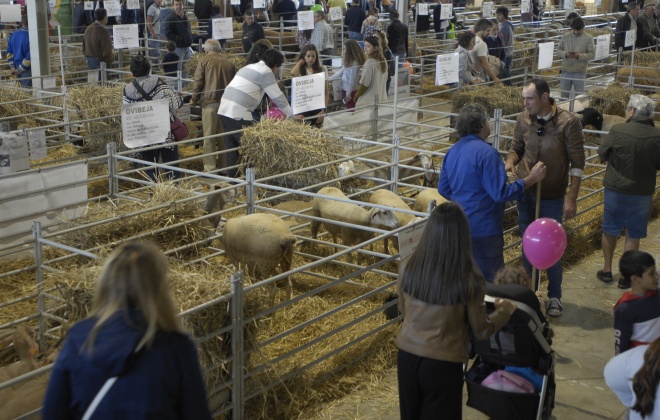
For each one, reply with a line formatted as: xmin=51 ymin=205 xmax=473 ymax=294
xmin=547 ymin=298 xmax=563 ymax=317
xmin=618 ymin=278 xmax=631 ymax=289
xmin=597 ymin=270 xmax=614 ymax=283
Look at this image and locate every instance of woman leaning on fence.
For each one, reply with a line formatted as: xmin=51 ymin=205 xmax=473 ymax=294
xmin=43 ymin=241 xmax=212 ymax=419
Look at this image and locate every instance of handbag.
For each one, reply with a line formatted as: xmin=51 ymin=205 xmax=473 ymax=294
xmin=131 ymin=80 xmax=188 ymax=141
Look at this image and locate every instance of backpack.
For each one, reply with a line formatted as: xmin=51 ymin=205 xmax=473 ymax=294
xmin=364 ymin=22 xmax=379 ymax=38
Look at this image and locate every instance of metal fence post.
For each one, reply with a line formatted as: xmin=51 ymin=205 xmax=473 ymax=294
xmin=246 ymin=167 xmax=255 ymax=215
xmin=231 ymin=271 xmax=245 ymax=420
xmin=371 ymin=97 xmax=378 ymax=142
xmin=101 ymin=62 xmax=107 ymax=84
xmin=493 ymin=108 xmax=502 ymax=151
xmin=107 ymin=142 xmax=118 ymax=199
xmin=32 ymin=221 xmax=46 ymax=351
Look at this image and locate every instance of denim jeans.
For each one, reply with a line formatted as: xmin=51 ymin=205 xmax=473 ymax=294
xmin=174 ymin=46 xmax=191 ymax=78
xmin=517 ymin=193 xmax=564 ymax=299
xmin=560 ymin=72 xmax=586 ymax=100
xmin=86 ymin=56 xmax=102 ymax=70
xmin=148 ymin=36 xmax=161 ymax=64
xmin=348 ymin=31 xmax=363 ymax=41
xmin=472 ymin=234 xmax=505 ymax=283
xmin=392 ymin=51 xmax=406 ymax=68
xmin=17 ymin=68 xmax=32 ymax=87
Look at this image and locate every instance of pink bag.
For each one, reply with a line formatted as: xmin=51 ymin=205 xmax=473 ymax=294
xmin=481 ymin=370 xmax=535 ymax=394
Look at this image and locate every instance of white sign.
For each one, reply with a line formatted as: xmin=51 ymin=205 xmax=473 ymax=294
xmin=537 ymin=42 xmax=554 ymax=70
xmin=88 ymin=70 xmax=100 ymax=83
xmin=482 ymin=1 xmax=494 ymax=17
xmin=398 ymin=219 xmax=428 ymax=260
xmin=298 ymin=11 xmax=314 ymax=31
xmin=0 ymin=163 xmax=88 ymax=245
xmin=332 ymin=79 xmax=343 ymax=101
xmin=625 ymin=29 xmax=636 ymax=48
xmin=331 ymin=57 xmax=343 ymax=68
xmin=595 ymin=0 xmax=602 ymax=6
xmin=84 ymin=1 xmax=94 ymax=10
xmin=105 ymin=0 xmax=121 ymax=16
xmin=230 ymin=0 xmax=240 ymax=5
xmin=521 ymin=0 xmax=530 ymax=14
xmin=0 ymin=131 xmax=29 ymax=175
xmin=564 ymin=0 xmax=574 ymax=11
xmin=113 ymin=24 xmax=140 ymax=49
xmin=121 ymin=99 xmax=171 ymax=149
xmin=127 ymin=0 xmax=140 ymax=9
xmin=388 ymin=71 xmax=410 ymax=98
xmin=303 ymin=0 xmax=314 ymax=5
xmin=329 ymin=6 xmax=342 ymax=21
xmin=212 ymin=18 xmax=233 ymax=40
xmin=27 ymin=129 xmax=47 ymax=160
xmin=440 ymin=4 xmax=452 ymax=20
xmin=291 ymin=73 xmax=326 ymax=114
xmin=0 ymin=4 xmax=21 ymax=22
xmin=42 ymin=76 xmax=57 ymax=90
xmin=253 ymin=0 xmax=265 ymax=8
xmin=435 ymin=52 xmax=459 ymax=85
xmin=595 ymin=34 xmax=610 ymax=60
xmin=417 ymin=3 xmax=428 ymax=16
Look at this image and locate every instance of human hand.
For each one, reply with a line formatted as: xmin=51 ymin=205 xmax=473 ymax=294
xmin=298 ymin=59 xmax=305 ymax=65
xmin=564 ymin=197 xmax=577 ymax=219
xmin=504 ymin=159 xmax=516 ymax=175
xmin=494 ymin=298 xmax=517 ymax=316
xmin=528 ymin=161 xmax=546 ymax=184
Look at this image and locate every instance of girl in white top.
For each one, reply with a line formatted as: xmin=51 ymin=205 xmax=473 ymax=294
xmin=329 ymin=40 xmax=365 ymax=109
xmin=291 ymin=44 xmax=328 ymax=126
xmin=353 ymin=36 xmax=388 ymax=108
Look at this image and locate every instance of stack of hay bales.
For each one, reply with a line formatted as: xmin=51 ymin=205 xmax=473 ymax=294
xmin=514 ymin=40 xmax=536 ymax=70
xmin=241 ymin=118 xmax=341 ymax=189
xmin=185 ymin=52 xmax=247 ymax=78
xmin=67 ymin=83 xmax=124 ymax=153
xmin=264 ymin=29 xmax=297 ymax=52
xmin=451 ymin=84 xmax=524 ymax=116
xmin=618 ymin=52 xmax=660 ymax=89
xmin=622 ymin=51 xmax=660 ymax=66
xmin=589 ymin=83 xmax=640 ymax=116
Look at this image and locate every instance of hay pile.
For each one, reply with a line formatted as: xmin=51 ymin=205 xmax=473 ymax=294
xmin=241 ymin=118 xmax=341 ymax=189
xmin=514 ymin=40 xmax=536 ymax=70
xmin=0 ymin=84 xmax=34 ymax=128
xmin=184 ymin=52 xmax=247 ymax=78
xmin=622 ymin=51 xmax=660 ymax=67
xmin=67 ymin=84 xmax=124 ymax=153
xmin=616 ymin=67 xmax=660 ymax=89
xmin=589 ymin=83 xmax=640 ymax=116
xmin=451 ymin=84 xmax=523 ymax=116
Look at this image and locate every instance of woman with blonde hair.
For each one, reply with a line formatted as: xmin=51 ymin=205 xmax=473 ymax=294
xmin=353 ymin=36 xmax=388 ymax=108
xmin=329 ymin=39 xmax=365 ymax=109
xmin=43 ymin=242 xmax=212 ymax=419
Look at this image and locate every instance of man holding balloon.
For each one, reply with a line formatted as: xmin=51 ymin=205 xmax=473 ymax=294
xmin=506 ymin=78 xmax=586 ymax=317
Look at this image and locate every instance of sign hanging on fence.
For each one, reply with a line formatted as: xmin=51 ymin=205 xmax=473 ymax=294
xmin=291 ymin=72 xmax=326 ymax=115
xmin=27 ymin=129 xmax=47 ymax=160
xmin=388 ymin=71 xmax=411 ymax=98
xmin=521 ymin=0 xmax=530 ymax=14
xmin=0 ymin=131 xmax=29 ymax=175
xmin=595 ymin=34 xmax=610 ymax=60
xmin=230 ymin=0 xmax=240 ymax=5
xmin=564 ymin=0 xmax=574 ymax=11
xmin=329 ymin=6 xmax=342 ymax=21
xmin=0 ymin=4 xmax=21 ymax=22
xmin=121 ymin=99 xmax=171 ymax=149
xmin=398 ymin=219 xmax=428 ymax=260
xmin=253 ymin=0 xmax=265 ymax=8
xmin=298 ymin=11 xmax=314 ymax=31
xmin=625 ymin=29 xmax=636 ymax=48
xmin=537 ymin=42 xmax=554 ymax=70
xmin=435 ymin=52 xmax=459 ymax=85
xmin=212 ymin=18 xmax=233 ymax=40
xmin=113 ymin=24 xmax=140 ymax=49
xmin=482 ymin=2 xmax=494 ymax=17
xmin=440 ymin=4 xmax=452 ymax=20
xmin=417 ymin=3 xmax=428 ymax=16
xmin=84 ymin=1 xmax=94 ymax=10
xmin=105 ymin=0 xmax=121 ymax=17
xmin=127 ymin=0 xmax=140 ymax=9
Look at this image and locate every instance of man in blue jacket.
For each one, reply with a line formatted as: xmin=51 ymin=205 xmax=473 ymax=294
xmin=7 ymin=15 xmax=31 ymax=88
xmin=439 ymin=104 xmax=546 ymax=281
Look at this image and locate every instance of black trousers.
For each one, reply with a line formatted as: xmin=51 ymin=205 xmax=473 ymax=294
xmin=397 ymin=349 xmax=464 ymax=420
xmin=219 ymin=115 xmax=254 ymax=177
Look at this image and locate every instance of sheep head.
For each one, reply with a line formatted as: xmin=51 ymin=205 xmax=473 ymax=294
xmin=579 ymin=108 xmax=604 ymax=131
xmin=369 ymin=208 xmax=400 ymax=229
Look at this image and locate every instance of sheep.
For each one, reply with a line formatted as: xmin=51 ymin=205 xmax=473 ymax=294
xmin=311 ymin=187 xmax=400 ymax=264
xmin=201 ymin=181 xmax=238 ymax=231
xmin=369 ymin=190 xmax=416 ymax=254
xmin=413 ymin=188 xmax=448 ymax=213
xmin=578 ymin=107 xmax=626 ymax=158
xmin=217 ymin=213 xmax=296 ymax=306
xmin=0 ymin=328 xmax=39 ymax=384
xmin=337 ymin=151 xmax=436 ymax=186
xmin=0 ymin=374 xmax=50 ymax=420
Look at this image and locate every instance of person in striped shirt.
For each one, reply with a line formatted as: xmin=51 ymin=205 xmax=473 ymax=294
xmin=218 ymin=48 xmax=300 ymax=177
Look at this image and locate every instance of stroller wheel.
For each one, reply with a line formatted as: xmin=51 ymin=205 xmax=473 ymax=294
xmin=542 ymin=371 xmax=556 ymax=420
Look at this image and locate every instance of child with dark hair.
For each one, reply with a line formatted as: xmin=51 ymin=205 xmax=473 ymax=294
xmin=613 ymin=250 xmax=660 ymax=355
xmin=162 ymin=40 xmax=180 ymax=80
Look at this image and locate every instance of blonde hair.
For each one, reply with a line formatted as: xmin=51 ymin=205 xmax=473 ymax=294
xmin=494 ymin=266 xmax=532 ymax=289
xmin=85 ymin=241 xmax=183 ymax=353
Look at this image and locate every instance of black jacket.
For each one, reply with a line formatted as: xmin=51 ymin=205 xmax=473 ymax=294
xmin=344 ymin=5 xmax=366 ymax=32
xmin=166 ymin=11 xmax=193 ymax=48
xmin=614 ymin=13 xmax=643 ymax=50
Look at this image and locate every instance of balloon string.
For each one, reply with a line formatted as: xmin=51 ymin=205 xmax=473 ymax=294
xmin=532 ymin=183 xmax=542 ymax=292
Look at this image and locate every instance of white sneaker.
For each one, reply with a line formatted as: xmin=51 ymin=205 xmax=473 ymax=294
xmin=547 ymin=298 xmax=563 ymax=317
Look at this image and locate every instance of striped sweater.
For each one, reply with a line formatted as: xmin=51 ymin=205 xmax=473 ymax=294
xmin=218 ymin=61 xmax=291 ymax=121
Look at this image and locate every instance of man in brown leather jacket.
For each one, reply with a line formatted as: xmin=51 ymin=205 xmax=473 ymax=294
xmin=505 ymin=78 xmax=585 ymax=317
xmin=191 ymin=39 xmax=236 ymax=172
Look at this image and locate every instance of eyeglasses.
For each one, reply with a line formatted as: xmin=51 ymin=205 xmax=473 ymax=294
xmin=537 ymin=119 xmax=546 ymax=136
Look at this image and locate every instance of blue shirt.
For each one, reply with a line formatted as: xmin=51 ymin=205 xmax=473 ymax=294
xmin=439 ymin=134 xmax=526 ymax=237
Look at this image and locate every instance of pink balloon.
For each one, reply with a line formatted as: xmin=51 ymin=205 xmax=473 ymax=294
xmin=266 ymin=107 xmax=286 ymax=121
xmin=522 ymin=218 xmax=567 ymax=270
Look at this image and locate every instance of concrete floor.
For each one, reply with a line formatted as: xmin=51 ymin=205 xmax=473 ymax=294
xmin=308 ymin=219 xmax=660 ymax=419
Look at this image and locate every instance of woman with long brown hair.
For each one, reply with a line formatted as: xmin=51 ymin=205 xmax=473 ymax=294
xmin=396 ymin=202 xmax=516 ymax=419
xmin=353 ymin=36 xmax=388 ymax=108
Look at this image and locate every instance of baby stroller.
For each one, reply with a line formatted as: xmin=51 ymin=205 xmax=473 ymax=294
xmin=466 ymin=284 xmax=556 ymax=420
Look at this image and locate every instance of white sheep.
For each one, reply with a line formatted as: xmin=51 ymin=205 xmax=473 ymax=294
xmin=217 ymin=213 xmax=296 ymax=306
xmin=0 ymin=328 xmax=39 ymax=384
xmin=311 ymin=187 xmax=400 ymax=264
xmin=201 ymin=181 xmax=238 ymax=231
xmin=337 ymin=151 xmax=435 ymax=186
xmin=413 ymin=188 xmax=448 ymax=213
xmin=368 ymin=190 xmax=415 ymax=254
xmin=0 ymin=374 xmax=49 ymax=420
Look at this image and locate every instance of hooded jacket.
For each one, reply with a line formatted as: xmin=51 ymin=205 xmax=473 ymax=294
xmin=43 ymin=312 xmax=211 ymax=419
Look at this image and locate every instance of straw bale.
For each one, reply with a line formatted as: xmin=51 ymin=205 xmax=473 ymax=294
xmin=514 ymin=40 xmax=536 ymax=69
xmin=67 ymin=84 xmax=124 ymax=154
xmin=451 ymin=84 xmax=523 ymax=116
xmin=241 ymin=118 xmax=341 ymax=189
xmin=588 ymin=83 xmax=641 ymax=116
xmin=616 ymin=66 xmax=660 ymax=89
xmin=0 ymin=85 xmax=60 ymax=128
xmin=622 ymin=51 xmax=660 ymax=67
xmin=185 ymin=52 xmax=246 ymax=78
